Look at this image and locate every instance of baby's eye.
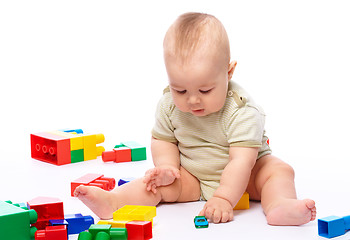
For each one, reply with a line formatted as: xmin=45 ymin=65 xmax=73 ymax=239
xmin=176 ymin=90 xmax=187 ymax=94
xmin=199 ymin=89 xmax=212 ymax=94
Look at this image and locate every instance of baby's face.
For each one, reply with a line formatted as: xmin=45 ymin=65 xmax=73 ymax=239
xmin=165 ymin=54 xmax=230 ymax=117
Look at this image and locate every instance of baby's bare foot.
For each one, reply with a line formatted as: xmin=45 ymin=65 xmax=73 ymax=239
xmin=74 ymin=185 xmax=117 ymax=219
xmin=266 ymin=199 xmax=316 ymax=226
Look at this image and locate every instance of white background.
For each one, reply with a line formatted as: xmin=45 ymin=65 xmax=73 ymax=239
xmin=1 ymin=1 xmax=350 ymax=239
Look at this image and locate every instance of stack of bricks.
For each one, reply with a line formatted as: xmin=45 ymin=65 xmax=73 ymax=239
xmin=102 ymin=141 xmax=146 ymax=163
xmin=78 ymin=205 xmax=156 ymax=240
xmin=30 ymin=129 xmax=105 ymax=165
xmin=27 ymin=196 xmax=94 ymax=239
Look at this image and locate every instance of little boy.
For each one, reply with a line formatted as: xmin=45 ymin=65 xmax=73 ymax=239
xmin=75 ymin=12 xmax=316 ymax=225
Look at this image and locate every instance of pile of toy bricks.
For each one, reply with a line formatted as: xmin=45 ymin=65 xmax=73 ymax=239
xmin=29 ymin=196 xmax=94 ymax=240
xmin=31 ymin=129 xmax=105 ymax=165
xmin=1 ymin=197 xmax=94 ymax=240
xmin=78 ymin=205 xmax=156 ymax=240
xmin=102 ymin=141 xmax=146 ymax=163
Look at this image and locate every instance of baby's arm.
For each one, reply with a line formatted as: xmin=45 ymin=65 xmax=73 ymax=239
xmin=200 ymin=147 xmax=258 ymax=223
xmin=143 ymin=137 xmax=181 ymax=193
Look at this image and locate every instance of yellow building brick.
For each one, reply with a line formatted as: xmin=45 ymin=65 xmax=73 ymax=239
xmin=83 ymin=134 xmax=105 ymax=161
xmin=233 ymin=192 xmax=249 ymax=210
xmin=113 ymin=205 xmax=156 ymax=224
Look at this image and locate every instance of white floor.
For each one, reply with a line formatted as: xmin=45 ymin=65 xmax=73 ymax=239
xmin=1 ymin=146 xmax=350 ymax=240
xmin=1 ymin=1 xmax=350 ymax=239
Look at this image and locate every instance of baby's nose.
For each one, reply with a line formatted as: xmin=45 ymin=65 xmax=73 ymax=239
xmin=188 ymin=95 xmax=200 ymax=105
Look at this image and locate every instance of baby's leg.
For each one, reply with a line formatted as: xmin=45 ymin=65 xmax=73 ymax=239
xmin=247 ymin=155 xmax=316 ymax=226
xmin=74 ymin=178 xmax=161 ymax=219
xmin=75 ymin=167 xmax=200 ymax=219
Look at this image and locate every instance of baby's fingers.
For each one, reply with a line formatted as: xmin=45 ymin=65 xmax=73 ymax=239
xmin=221 ymin=211 xmax=233 ymax=223
xmin=212 ymin=209 xmax=222 ymax=223
xmin=198 ymin=208 xmax=205 ymax=217
xmin=172 ymin=169 xmax=181 ymax=178
xmin=145 ymin=182 xmax=152 ymax=191
xmin=201 ymin=207 xmax=215 ymax=222
xmin=151 ymin=184 xmax=158 ymax=194
xmin=143 ymin=175 xmax=155 ymax=186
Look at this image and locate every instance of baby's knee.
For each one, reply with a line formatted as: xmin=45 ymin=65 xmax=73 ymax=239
xmin=273 ymin=162 xmax=295 ymax=178
xmin=158 ymin=180 xmax=182 ymax=202
xmin=281 ymin=162 xmax=295 ymax=176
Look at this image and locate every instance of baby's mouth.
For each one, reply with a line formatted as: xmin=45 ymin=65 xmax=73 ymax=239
xmin=192 ymin=109 xmax=205 ymax=114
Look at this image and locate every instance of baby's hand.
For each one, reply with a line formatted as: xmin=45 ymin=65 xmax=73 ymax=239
xmin=199 ymin=196 xmax=234 ymax=223
xmin=143 ymin=166 xmax=180 ymax=194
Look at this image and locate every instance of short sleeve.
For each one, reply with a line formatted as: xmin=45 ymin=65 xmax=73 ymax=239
xmin=151 ymin=94 xmax=178 ymax=143
xmin=226 ymin=105 xmax=265 ymax=148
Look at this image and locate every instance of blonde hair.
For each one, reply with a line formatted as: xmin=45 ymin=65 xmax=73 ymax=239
xmin=164 ymin=12 xmax=230 ymax=64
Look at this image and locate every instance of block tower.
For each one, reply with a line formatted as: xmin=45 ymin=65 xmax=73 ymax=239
xmin=31 ymin=129 xmax=105 ymax=165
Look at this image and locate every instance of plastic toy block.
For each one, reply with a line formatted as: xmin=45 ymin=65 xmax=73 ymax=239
xmin=31 ymin=132 xmax=71 ymax=165
xmin=32 ymin=129 xmax=105 ymax=165
xmin=27 ymin=197 xmax=64 ymax=230
xmin=113 ymin=205 xmax=156 ymax=224
xmin=71 ymin=149 xmax=84 ymax=163
xmin=126 ymin=221 xmax=152 ymax=240
xmin=52 ymin=131 xmax=105 ymax=159
xmin=83 ymin=134 xmax=105 ymax=161
xmin=102 ymin=147 xmax=132 ymax=163
xmin=318 ymin=215 xmax=350 ymax=238
xmin=98 ymin=220 xmax=129 ymax=228
xmin=194 ymin=216 xmax=208 ymax=229
xmin=49 ymin=130 xmax=84 ymax=151
xmin=233 ymin=192 xmax=249 ymax=210
xmin=71 ymin=173 xmax=116 ymax=196
xmin=78 ymin=231 xmax=93 ymax=240
xmin=117 ymin=141 xmax=146 ymax=161
xmin=85 ymin=224 xmax=127 ymax=240
xmin=88 ymin=224 xmax=111 ymax=238
xmin=35 ymin=225 xmax=67 ymax=240
xmin=64 ymin=213 xmax=94 ymax=234
xmin=49 ymin=219 xmax=68 ymax=228
xmin=118 ymin=177 xmax=136 ymax=186
xmin=0 ymin=201 xmax=38 ymax=240
xmin=109 ymin=228 xmax=128 ymax=240
xmin=95 ymin=231 xmax=110 ymax=240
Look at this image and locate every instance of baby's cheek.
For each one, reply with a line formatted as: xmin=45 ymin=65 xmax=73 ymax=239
xmin=174 ymin=100 xmax=188 ymax=113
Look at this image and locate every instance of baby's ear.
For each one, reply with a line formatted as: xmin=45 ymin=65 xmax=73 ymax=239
xmin=228 ymin=61 xmax=237 ymax=80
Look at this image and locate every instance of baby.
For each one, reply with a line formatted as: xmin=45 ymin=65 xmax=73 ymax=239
xmin=75 ymin=12 xmax=316 ymax=225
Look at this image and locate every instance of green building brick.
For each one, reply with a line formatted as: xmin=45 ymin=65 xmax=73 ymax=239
xmin=82 ymin=224 xmax=128 ymax=240
xmin=110 ymin=228 xmax=127 ymax=240
xmin=116 ymin=141 xmax=146 ymax=161
xmin=89 ymin=224 xmax=111 ymax=239
xmin=71 ymin=149 xmax=84 ymax=163
xmin=95 ymin=231 xmax=110 ymax=240
xmin=0 ymin=201 xmax=38 ymax=240
xmin=78 ymin=231 xmax=93 ymax=240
